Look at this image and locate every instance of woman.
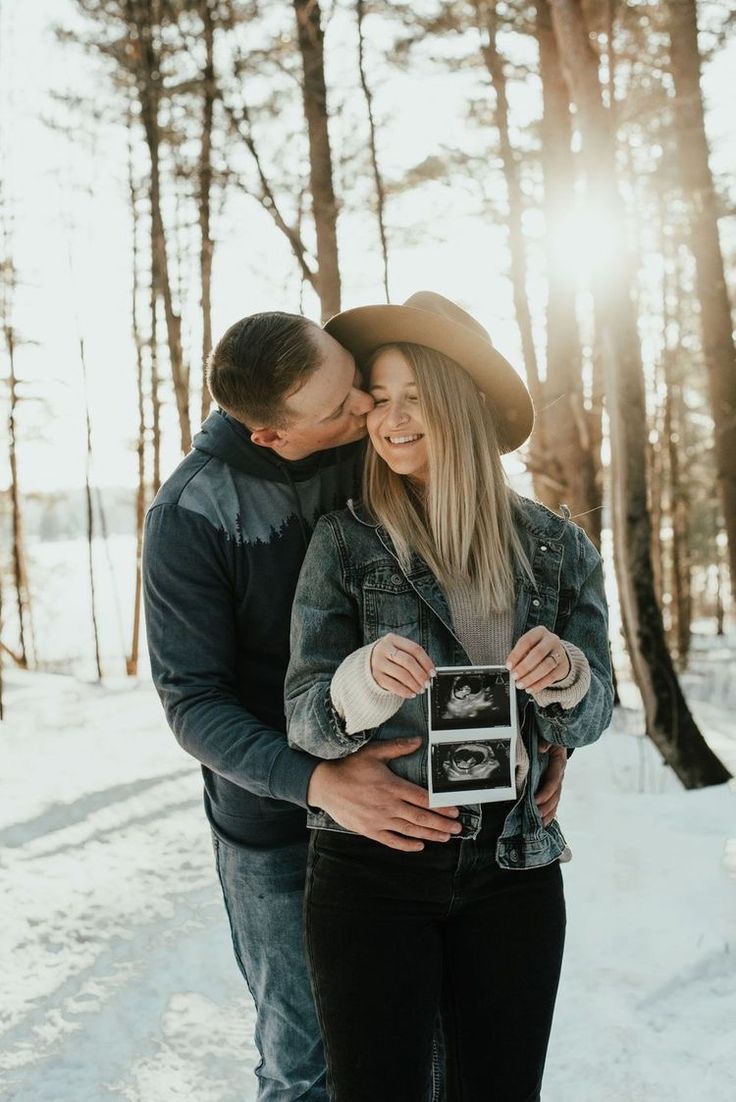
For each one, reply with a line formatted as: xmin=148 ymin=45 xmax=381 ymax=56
xmin=285 ymin=292 xmax=613 ymax=1101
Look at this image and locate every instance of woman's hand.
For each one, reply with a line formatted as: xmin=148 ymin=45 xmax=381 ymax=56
xmin=370 ymin=634 xmax=436 ymax=698
xmin=505 ymin=626 xmax=571 ymax=694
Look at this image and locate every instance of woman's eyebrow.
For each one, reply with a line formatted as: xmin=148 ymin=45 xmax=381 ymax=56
xmin=368 ymin=382 xmax=417 ymax=392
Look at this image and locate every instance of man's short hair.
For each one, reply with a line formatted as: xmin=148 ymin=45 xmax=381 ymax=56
xmin=207 ymin=312 xmax=322 ymax=428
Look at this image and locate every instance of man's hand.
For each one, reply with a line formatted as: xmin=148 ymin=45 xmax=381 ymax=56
xmin=536 ymin=741 xmax=567 ymax=826
xmin=307 ymin=737 xmax=461 ymax=852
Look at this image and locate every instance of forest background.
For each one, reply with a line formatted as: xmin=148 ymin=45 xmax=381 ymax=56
xmin=2 ymin=0 xmax=736 ymax=783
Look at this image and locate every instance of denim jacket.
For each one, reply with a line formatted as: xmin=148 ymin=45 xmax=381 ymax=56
xmin=285 ymin=494 xmax=613 ymax=870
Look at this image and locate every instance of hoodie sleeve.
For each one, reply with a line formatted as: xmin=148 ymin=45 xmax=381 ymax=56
xmin=143 ymin=502 xmax=318 ymax=807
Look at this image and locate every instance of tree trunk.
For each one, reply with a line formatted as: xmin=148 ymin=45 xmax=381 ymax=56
xmin=356 ymin=0 xmax=390 ymax=302
xmin=293 ymin=0 xmax=341 ymax=321
xmin=133 ymin=1 xmax=192 ymax=453
xmin=5 ymin=323 xmax=33 ymax=668
xmin=547 ymin=0 xmax=729 ymax=787
xmin=474 ymin=2 xmax=540 ymax=399
xmin=667 ymin=0 xmax=736 ymax=598
xmin=199 ymin=0 xmax=216 ymax=425
xmin=668 ymin=398 xmax=691 ymax=667
xmin=127 ymin=121 xmax=147 ymax=677
xmin=79 ymin=335 xmax=103 ymax=681
xmin=535 ymin=0 xmax=602 ymax=545
xmin=665 ymin=213 xmax=695 ymax=666
xmin=715 ymin=546 xmax=725 ymax=637
xmin=648 ymin=389 xmax=664 ymax=608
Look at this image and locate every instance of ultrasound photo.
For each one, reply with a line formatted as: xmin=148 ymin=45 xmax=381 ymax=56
xmin=427 ymin=665 xmax=518 ymax=806
xmin=430 ymin=739 xmax=512 ymax=795
xmin=430 ymin=668 xmax=511 ymax=731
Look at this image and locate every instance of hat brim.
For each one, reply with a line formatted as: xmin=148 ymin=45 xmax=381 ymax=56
xmin=325 ymin=304 xmax=534 ymax=453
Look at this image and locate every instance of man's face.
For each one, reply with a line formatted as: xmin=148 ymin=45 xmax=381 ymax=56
xmin=276 ymin=328 xmax=374 ymax=459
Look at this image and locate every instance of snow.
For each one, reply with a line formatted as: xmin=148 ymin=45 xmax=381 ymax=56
xmin=1 ymin=667 xmax=734 ymax=1101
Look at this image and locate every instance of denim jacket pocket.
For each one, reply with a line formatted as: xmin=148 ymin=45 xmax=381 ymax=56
xmin=362 ymin=565 xmax=422 ymax=636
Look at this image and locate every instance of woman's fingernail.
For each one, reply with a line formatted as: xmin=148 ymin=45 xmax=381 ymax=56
xmin=430 ymin=668 xmax=437 ymax=676
xmin=517 ymin=681 xmax=526 ymax=690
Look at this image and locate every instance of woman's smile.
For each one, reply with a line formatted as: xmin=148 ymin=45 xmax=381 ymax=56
xmin=384 ymin=432 xmax=424 ymax=446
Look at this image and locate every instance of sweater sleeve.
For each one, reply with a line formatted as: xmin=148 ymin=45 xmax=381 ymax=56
xmin=143 ymin=502 xmax=317 ymax=807
xmin=330 ymin=643 xmax=405 ymax=734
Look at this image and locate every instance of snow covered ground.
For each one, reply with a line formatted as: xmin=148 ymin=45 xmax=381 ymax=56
xmin=1 ymin=666 xmax=734 ymax=1101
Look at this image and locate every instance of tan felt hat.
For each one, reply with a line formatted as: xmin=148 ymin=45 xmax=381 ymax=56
xmin=324 ymin=291 xmax=534 ymax=453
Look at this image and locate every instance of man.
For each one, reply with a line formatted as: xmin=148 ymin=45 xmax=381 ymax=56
xmin=143 ymin=309 xmax=566 ymax=1101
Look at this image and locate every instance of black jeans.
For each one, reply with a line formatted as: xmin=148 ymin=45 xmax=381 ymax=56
xmin=304 ymin=805 xmax=566 ymax=1102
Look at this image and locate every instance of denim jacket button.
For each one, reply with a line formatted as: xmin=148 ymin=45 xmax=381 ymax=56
xmin=510 ymin=849 xmax=519 ymax=863
xmin=540 ymin=544 xmax=547 ymax=552
xmin=391 ymin=574 xmax=402 ymax=584
xmin=532 ymin=598 xmax=540 ymax=607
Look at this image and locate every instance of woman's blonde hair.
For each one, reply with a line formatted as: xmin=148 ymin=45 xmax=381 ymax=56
xmin=363 ymin=343 xmax=534 ymax=616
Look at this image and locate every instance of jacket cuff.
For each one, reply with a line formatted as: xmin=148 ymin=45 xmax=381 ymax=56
xmin=531 ymin=641 xmax=590 ymax=710
xmin=330 ymin=644 xmax=405 ymax=735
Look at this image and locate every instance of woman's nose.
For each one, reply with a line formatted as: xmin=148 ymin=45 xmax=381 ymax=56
xmin=388 ymin=405 xmax=410 ymax=426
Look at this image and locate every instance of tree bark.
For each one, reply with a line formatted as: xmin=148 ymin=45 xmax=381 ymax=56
xmin=293 ymin=0 xmax=341 ymax=321
xmin=548 ymin=0 xmax=729 ymax=787
xmin=535 ymin=0 xmax=602 ymax=545
xmin=667 ymin=0 xmax=736 ymax=597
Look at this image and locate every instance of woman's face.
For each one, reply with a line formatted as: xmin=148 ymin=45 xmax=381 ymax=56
xmin=367 ymin=348 xmax=429 ymax=485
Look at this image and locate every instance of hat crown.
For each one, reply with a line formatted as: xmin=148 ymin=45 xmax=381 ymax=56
xmin=403 ymin=291 xmax=493 ymax=349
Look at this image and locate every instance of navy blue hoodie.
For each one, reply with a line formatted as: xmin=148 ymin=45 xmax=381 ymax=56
xmin=143 ymin=410 xmax=364 ymax=846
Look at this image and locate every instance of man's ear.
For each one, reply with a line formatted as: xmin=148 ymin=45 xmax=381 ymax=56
xmin=250 ymin=426 xmax=288 ymax=451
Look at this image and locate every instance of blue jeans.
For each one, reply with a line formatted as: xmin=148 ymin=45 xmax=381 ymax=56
xmin=212 ymin=832 xmax=328 ymax=1102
